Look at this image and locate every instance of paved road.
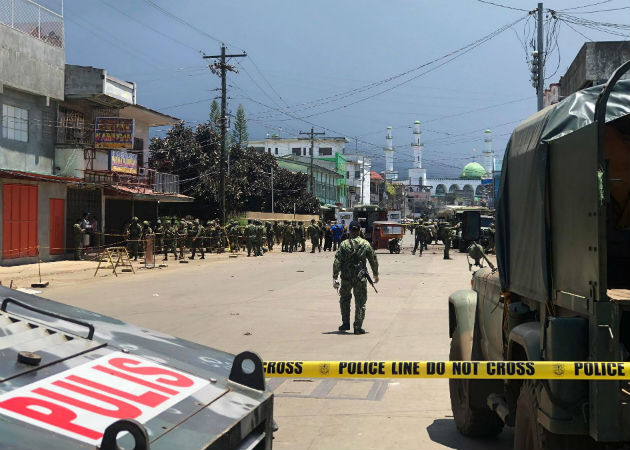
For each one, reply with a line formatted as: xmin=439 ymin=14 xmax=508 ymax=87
xmin=44 ymin=234 xmax=512 ymax=449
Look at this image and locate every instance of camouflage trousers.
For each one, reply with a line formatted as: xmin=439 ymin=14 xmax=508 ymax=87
xmin=339 ymin=279 xmax=368 ymax=329
xmin=310 ymin=238 xmax=321 ymax=252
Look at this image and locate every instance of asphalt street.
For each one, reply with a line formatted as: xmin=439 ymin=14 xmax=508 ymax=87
xmin=43 ymin=234 xmax=512 ymax=450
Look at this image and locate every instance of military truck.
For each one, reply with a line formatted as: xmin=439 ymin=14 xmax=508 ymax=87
xmin=448 ymin=61 xmax=630 ymax=449
xmin=0 ymin=286 xmax=274 ymax=450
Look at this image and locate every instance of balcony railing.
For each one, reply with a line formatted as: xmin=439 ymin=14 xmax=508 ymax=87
xmin=85 ymin=168 xmax=180 ymax=195
xmin=0 ymin=0 xmax=64 ymax=48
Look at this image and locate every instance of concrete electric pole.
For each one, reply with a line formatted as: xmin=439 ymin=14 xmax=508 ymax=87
xmin=533 ymin=3 xmax=545 ymax=111
xmin=299 ymin=127 xmax=325 ymax=195
xmin=203 ymin=45 xmax=247 ymax=226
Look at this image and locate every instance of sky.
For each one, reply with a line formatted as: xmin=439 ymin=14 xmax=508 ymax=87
xmin=59 ymin=0 xmax=629 ymax=177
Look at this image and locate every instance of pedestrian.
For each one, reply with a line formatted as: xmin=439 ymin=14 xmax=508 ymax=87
xmin=332 ymin=220 xmax=379 ymax=335
xmin=266 ymin=221 xmax=274 ymax=251
xmin=80 ymin=212 xmax=92 ymax=251
xmin=307 ymin=219 xmax=321 ymax=253
xmin=72 ymin=218 xmax=85 ymax=261
xmin=324 ymin=220 xmax=333 ymax=251
xmin=331 ymin=222 xmax=342 ymax=251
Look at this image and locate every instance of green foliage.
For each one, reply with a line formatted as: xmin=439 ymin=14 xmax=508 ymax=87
xmin=231 ymin=104 xmax=248 ymax=148
xmin=209 ymin=100 xmax=220 ymax=127
xmin=149 ymin=121 xmax=319 ymax=217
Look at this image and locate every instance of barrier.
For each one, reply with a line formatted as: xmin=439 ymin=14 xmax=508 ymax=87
xmin=262 ymin=361 xmax=630 ymax=380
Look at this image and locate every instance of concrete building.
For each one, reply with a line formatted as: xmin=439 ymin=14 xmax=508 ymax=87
xmin=276 ymin=155 xmax=343 ymax=206
xmin=0 ymin=4 xmax=187 ymax=265
xmin=250 ymin=136 xmax=346 ymax=158
xmin=544 ymin=41 xmax=630 ymax=107
xmin=0 ymin=0 xmax=68 ymax=264
xmin=344 ymin=154 xmax=371 ymax=207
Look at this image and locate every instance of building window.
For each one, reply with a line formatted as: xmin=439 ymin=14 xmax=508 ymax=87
xmin=303 ymin=148 xmax=306 ymax=156
xmin=355 ymin=170 xmax=361 ymax=179
xmin=319 ymin=147 xmax=333 ymax=156
xmin=292 ymin=147 xmax=301 ymax=156
xmin=268 ymin=148 xmax=271 ymax=153
xmin=2 ymin=104 xmax=29 ymax=142
xmin=275 ymin=148 xmax=278 ymax=155
xmin=346 ymin=171 xmax=350 ymax=179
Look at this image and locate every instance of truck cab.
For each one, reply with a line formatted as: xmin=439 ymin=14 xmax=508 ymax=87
xmin=448 ymin=62 xmax=630 ymax=449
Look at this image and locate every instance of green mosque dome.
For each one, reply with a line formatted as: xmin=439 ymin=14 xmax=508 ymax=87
xmin=461 ymin=162 xmax=486 ymax=179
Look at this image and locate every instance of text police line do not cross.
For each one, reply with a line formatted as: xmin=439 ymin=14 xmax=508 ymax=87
xmin=262 ymin=360 xmax=630 ymax=380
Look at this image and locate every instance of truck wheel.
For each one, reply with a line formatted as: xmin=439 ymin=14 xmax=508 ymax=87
xmin=449 ymin=333 xmax=504 ymax=438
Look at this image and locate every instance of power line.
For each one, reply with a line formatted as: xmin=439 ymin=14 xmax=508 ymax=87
xmin=476 ymin=0 xmax=531 ymax=12
xmin=557 ymin=0 xmax=612 ymax=11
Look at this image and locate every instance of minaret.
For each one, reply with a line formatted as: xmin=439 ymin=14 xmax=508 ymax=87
xmin=384 ymin=126 xmax=395 ymax=181
xmin=482 ymin=129 xmax=493 ymax=175
xmin=412 ymin=120 xmax=423 ymax=168
xmin=408 ymin=120 xmax=427 ymax=187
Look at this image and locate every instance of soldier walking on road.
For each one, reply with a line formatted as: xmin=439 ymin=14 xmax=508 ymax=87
xmin=332 ymin=220 xmax=379 ymax=335
xmin=443 ymin=225 xmax=454 ymax=260
xmin=245 ymin=219 xmax=256 ymax=257
xmin=254 ymin=219 xmax=265 ymax=256
xmin=163 ymin=220 xmax=178 ymax=261
xmin=266 ymin=221 xmax=274 ymax=251
xmin=308 ymin=219 xmax=321 ymax=253
xmin=190 ymin=219 xmax=205 ymax=260
xmin=282 ymin=221 xmax=293 ymax=252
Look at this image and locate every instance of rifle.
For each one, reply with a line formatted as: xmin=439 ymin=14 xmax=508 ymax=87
xmin=358 ymin=266 xmax=378 ymax=293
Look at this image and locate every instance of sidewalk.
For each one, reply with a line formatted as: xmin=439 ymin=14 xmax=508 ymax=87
xmin=0 ymin=250 xmax=247 ymax=290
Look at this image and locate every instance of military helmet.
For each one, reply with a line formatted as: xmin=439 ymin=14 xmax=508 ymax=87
xmin=132 ymin=216 xmax=139 ymax=222
xmin=143 ymin=220 xmax=150 ymax=226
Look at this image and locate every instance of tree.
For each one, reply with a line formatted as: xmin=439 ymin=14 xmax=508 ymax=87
xmin=149 ymin=121 xmax=320 ymax=218
xmin=209 ymin=100 xmax=220 ymax=128
xmin=231 ymin=104 xmax=248 ymax=148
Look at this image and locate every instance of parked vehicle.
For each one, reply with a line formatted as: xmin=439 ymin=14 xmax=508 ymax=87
xmin=0 ymin=287 xmax=274 ymax=450
xmin=448 ymin=62 xmax=630 ymax=448
xmin=371 ymin=221 xmax=404 ymax=253
xmin=353 ymin=205 xmax=387 ymax=243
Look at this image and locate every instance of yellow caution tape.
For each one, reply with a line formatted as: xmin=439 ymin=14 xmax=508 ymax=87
xmin=263 ymin=361 xmax=630 ymax=380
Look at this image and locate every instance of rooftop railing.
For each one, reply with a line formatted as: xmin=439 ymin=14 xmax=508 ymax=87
xmin=84 ymin=168 xmax=180 ymax=195
xmin=0 ymin=0 xmax=64 ymax=48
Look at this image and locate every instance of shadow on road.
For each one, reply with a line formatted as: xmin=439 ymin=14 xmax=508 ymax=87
xmin=321 ymin=330 xmax=362 ymax=335
xmin=426 ymin=418 xmax=513 ymax=450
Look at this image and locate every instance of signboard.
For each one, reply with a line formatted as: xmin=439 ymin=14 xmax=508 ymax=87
xmin=94 ymin=117 xmax=134 ymax=149
xmin=0 ymin=351 xmax=209 ymax=446
xmin=110 ymin=150 xmax=138 ymax=174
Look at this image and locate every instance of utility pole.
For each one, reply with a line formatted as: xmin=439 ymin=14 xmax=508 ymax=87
xmin=299 ymin=127 xmax=325 ymax=195
xmin=203 ymin=44 xmax=246 ymax=226
xmin=535 ymin=3 xmax=544 ymax=111
xmin=360 ymin=154 xmax=365 ymax=204
xmin=270 ymin=166 xmax=274 ymax=214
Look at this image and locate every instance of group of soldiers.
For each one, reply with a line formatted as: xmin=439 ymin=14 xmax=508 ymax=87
xmin=122 ymin=216 xmax=333 ymax=262
xmin=407 ymin=219 xmax=457 ymax=259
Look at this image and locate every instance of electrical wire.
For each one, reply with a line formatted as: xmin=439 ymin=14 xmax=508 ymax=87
xmin=476 ymin=0 xmax=531 ymax=12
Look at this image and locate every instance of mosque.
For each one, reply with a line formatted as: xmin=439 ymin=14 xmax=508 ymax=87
xmin=382 ymin=123 xmax=494 ymax=207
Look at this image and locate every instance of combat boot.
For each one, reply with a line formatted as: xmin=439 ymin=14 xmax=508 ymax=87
xmin=338 ymin=323 xmax=350 ymax=332
xmin=354 ymin=328 xmax=366 ymax=335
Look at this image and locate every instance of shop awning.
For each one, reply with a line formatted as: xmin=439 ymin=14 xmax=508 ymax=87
xmin=104 ymin=185 xmax=193 ymax=203
xmin=0 ymin=170 xmax=86 ymax=185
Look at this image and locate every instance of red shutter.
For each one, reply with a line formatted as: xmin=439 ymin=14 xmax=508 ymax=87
xmin=49 ymin=198 xmax=65 ymax=255
xmin=2 ymin=184 xmax=38 ymax=259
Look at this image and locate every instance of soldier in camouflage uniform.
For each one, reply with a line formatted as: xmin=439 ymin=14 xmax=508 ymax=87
xmin=155 ymin=219 xmax=164 ymax=255
xmin=443 ymin=225 xmax=454 ymax=260
xmin=190 ymin=219 xmax=205 ymax=259
xmin=265 ymin=221 xmax=274 ymax=251
xmin=307 ymin=219 xmax=321 ymax=253
xmin=73 ymin=219 xmax=85 ymax=261
xmin=228 ymin=221 xmax=239 ymax=253
xmin=177 ymin=220 xmax=188 ymax=259
xmin=296 ymin=221 xmax=306 ymax=252
xmin=254 ymin=219 xmax=265 ymax=256
xmin=333 ymin=221 xmax=379 ymax=334
xmin=126 ymin=216 xmax=143 ymax=261
xmin=245 ymin=220 xmax=256 ymax=257
xmin=141 ymin=220 xmax=153 ymax=259
xmin=163 ymin=220 xmax=178 ymax=261
xmin=273 ymin=220 xmax=281 ymax=245
xmin=282 ymin=220 xmax=293 ymax=252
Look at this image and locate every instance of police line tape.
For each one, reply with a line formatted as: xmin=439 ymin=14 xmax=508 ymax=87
xmin=262 ymin=361 xmax=630 ymax=380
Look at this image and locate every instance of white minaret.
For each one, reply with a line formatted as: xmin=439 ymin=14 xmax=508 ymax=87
xmin=408 ymin=120 xmax=427 ymax=187
xmin=482 ymin=129 xmax=493 ymax=175
xmin=384 ymin=126 xmax=395 ymax=181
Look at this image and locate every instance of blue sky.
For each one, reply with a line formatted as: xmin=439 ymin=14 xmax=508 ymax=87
xmin=62 ymin=0 xmax=629 ymax=177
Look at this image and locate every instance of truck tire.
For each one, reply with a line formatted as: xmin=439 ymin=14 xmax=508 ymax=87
xmin=513 ymin=381 xmax=594 ymax=450
xmin=449 ymin=333 xmax=504 ymax=438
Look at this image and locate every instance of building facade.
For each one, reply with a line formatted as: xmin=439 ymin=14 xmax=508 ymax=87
xmin=275 ymin=155 xmax=343 ymax=206
xmin=0 ymin=5 xmax=187 ymax=265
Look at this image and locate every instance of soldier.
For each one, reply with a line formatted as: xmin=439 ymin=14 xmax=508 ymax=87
xmin=190 ymin=219 xmax=205 ymax=260
xmin=178 ymin=219 xmax=189 ymax=259
xmin=411 ymin=220 xmax=424 ymax=255
xmin=72 ymin=218 xmax=85 ymax=261
xmin=265 ymin=221 xmax=274 ymax=251
xmin=155 ymin=219 xmax=164 ymax=255
xmin=126 ymin=216 xmax=143 ymax=261
xmin=296 ymin=221 xmax=306 ymax=252
xmin=228 ymin=221 xmax=240 ymax=253
xmin=273 ymin=220 xmax=282 ymax=245
xmin=308 ymin=219 xmax=321 ymax=253
xmin=443 ymin=225 xmax=454 ymax=260
xmin=244 ymin=219 xmax=255 ymax=256
xmin=163 ymin=220 xmax=178 ymax=261
xmin=282 ymin=221 xmax=293 ymax=252
xmin=254 ymin=219 xmax=265 ymax=256
xmin=318 ymin=220 xmax=325 ymax=248
xmin=332 ymin=220 xmax=379 ymax=335
xmin=141 ymin=220 xmax=153 ymax=259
